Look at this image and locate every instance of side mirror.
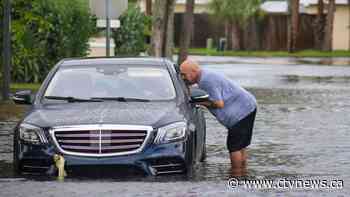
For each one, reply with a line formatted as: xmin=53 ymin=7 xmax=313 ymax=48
xmin=12 ymin=90 xmax=33 ymax=105
xmin=190 ymin=88 xmax=209 ymax=103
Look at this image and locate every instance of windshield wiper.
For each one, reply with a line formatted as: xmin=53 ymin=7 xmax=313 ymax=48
xmin=91 ymin=97 xmax=150 ymax=102
xmin=44 ymin=96 xmax=103 ymax=102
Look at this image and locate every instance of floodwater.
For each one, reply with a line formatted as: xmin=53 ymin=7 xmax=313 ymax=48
xmin=1 ymin=57 xmax=349 ymax=196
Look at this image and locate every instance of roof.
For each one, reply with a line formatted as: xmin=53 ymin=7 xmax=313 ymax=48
xmin=260 ymin=1 xmax=309 ymax=14
xmin=60 ymin=57 xmax=169 ymax=67
xmin=260 ymin=1 xmax=288 ymax=13
xmin=260 ymin=0 xmax=349 ymax=14
xmin=301 ymin=0 xmax=349 ymax=6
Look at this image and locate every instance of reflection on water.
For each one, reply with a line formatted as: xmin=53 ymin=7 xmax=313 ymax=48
xmin=0 ymin=60 xmax=350 ymax=195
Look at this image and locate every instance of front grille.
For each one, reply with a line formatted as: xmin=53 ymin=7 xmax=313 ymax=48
xmin=50 ymin=125 xmax=153 ymax=157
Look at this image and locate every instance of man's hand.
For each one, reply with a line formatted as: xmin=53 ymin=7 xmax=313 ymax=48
xmin=196 ymin=100 xmax=224 ymax=109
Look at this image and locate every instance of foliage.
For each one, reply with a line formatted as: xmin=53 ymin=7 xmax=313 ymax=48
xmin=209 ymin=0 xmax=262 ymax=26
xmin=1 ymin=0 xmax=96 ymax=83
xmin=112 ymin=6 xmax=151 ymax=56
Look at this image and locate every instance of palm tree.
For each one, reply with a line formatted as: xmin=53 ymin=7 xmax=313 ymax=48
xmin=178 ymin=0 xmax=195 ymax=65
xmin=209 ymin=0 xmax=262 ymax=50
xmin=323 ymin=0 xmax=335 ymax=51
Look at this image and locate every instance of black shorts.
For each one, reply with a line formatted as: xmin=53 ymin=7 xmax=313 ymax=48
xmin=226 ymin=108 xmax=257 ymax=153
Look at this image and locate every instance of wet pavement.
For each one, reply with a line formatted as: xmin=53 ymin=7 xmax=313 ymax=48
xmin=1 ymin=56 xmax=349 ymax=196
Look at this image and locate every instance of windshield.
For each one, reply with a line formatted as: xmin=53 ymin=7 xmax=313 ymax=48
xmin=43 ymin=64 xmax=176 ymax=101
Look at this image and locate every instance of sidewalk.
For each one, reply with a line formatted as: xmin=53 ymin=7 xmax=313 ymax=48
xmin=185 ymin=55 xmax=350 ymax=66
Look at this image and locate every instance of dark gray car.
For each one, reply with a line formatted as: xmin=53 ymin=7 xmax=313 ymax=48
xmin=12 ymin=57 xmax=208 ymax=176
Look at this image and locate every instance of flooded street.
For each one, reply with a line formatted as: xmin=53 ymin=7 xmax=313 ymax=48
xmin=1 ymin=57 xmax=349 ymax=196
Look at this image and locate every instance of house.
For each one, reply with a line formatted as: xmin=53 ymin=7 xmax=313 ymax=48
xmin=138 ymin=0 xmax=350 ymax=50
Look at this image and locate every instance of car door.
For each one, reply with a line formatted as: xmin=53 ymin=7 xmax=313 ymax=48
xmin=171 ymin=63 xmax=205 ymax=163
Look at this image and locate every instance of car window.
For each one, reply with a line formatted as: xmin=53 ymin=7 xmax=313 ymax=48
xmin=176 ymin=71 xmax=190 ymax=98
xmin=44 ymin=65 xmax=176 ymax=101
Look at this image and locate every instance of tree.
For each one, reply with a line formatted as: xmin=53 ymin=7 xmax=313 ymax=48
xmin=1 ymin=0 xmax=96 ymax=84
xmin=177 ymin=0 xmax=194 ymax=65
xmin=312 ymin=0 xmax=325 ymax=50
xmin=323 ymin=0 xmax=335 ymax=51
xmin=287 ymin=0 xmax=300 ymax=52
xmin=150 ymin=0 xmax=176 ymax=59
xmin=209 ymin=0 xmax=261 ymax=50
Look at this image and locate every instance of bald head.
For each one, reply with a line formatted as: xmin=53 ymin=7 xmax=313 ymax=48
xmin=179 ymin=59 xmax=201 ymax=85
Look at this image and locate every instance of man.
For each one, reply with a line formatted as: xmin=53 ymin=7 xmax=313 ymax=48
xmin=180 ymin=59 xmax=257 ymax=176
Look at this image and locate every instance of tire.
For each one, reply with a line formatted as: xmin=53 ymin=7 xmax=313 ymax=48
xmin=12 ymin=129 xmax=21 ymax=175
xmin=186 ymin=131 xmax=195 ymax=178
xmin=200 ymin=115 xmax=207 ymax=162
xmin=200 ymin=131 xmax=206 ymax=162
xmin=200 ymin=143 xmax=206 ymax=162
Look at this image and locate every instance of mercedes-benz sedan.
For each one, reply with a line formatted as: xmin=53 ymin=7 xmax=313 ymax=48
xmin=12 ymin=57 xmax=208 ymax=176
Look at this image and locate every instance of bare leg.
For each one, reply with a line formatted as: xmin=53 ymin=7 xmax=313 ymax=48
xmin=241 ymin=148 xmax=247 ymax=166
xmin=230 ymin=150 xmax=247 ymax=177
xmin=240 ymin=148 xmax=248 ymax=175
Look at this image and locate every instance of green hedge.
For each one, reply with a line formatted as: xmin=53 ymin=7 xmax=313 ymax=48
xmin=112 ymin=6 xmax=150 ymax=56
xmin=0 ymin=0 xmax=96 ymax=83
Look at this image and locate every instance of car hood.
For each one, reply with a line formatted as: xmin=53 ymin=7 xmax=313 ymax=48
xmin=23 ymin=101 xmax=186 ymax=128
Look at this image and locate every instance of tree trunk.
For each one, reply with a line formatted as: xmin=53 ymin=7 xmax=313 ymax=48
xmin=178 ymin=0 xmax=195 ymax=65
xmin=145 ymin=0 xmax=152 ymax=16
xmin=163 ymin=0 xmax=176 ymax=59
xmin=2 ymin=0 xmax=11 ymax=101
xmin=313 ymin=0 xmax=325 ymax=50
xmin=287 ymin=0 xmax=299 ymax=52
xmin=150 ymin=0 xmax=166 ymax=57
xmin=323 ymin=0 xmax=335 ymax=51
xmin=225 ymin=21 xmax=233 ymax=50
xmin=231 ymin=21 xmax=241 ymax=50
xmin=150 ymin=0 xmax=176 ymax=59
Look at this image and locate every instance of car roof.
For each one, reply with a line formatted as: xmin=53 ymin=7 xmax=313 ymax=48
xmin=60 ymin=57 xmax=171 ymax=67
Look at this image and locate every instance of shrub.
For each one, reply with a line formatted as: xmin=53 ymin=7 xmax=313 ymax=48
xmin=112 ymin=6 xmax=150 ymax=56
xmin=0 ymin=0 xmax=96 ymax=83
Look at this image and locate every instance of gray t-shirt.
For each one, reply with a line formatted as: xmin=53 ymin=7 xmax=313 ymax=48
xmin=198 ymin=68 xmax=257 ymax=128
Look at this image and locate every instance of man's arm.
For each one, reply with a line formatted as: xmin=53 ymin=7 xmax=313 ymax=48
xmin=197 ymin=100 xmax=224 ymax=109
xmin=195 ymin=82 xmax=224 ymax=109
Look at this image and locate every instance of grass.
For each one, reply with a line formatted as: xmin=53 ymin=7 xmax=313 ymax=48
xmin=175 ymin=48 xmax=350 ymax=57
xmin=10 ymin=83 xmax=41 ymax=92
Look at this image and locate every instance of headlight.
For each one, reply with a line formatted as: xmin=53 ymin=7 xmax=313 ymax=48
xmin=19 ymin=123 xmax=47 ymax=144
xmin=154 ymin=122 xmax=187 ymax=144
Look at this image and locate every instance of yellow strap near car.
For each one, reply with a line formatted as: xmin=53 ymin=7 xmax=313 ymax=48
xmin=53 ymin=154 xmax=67 ymax=180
